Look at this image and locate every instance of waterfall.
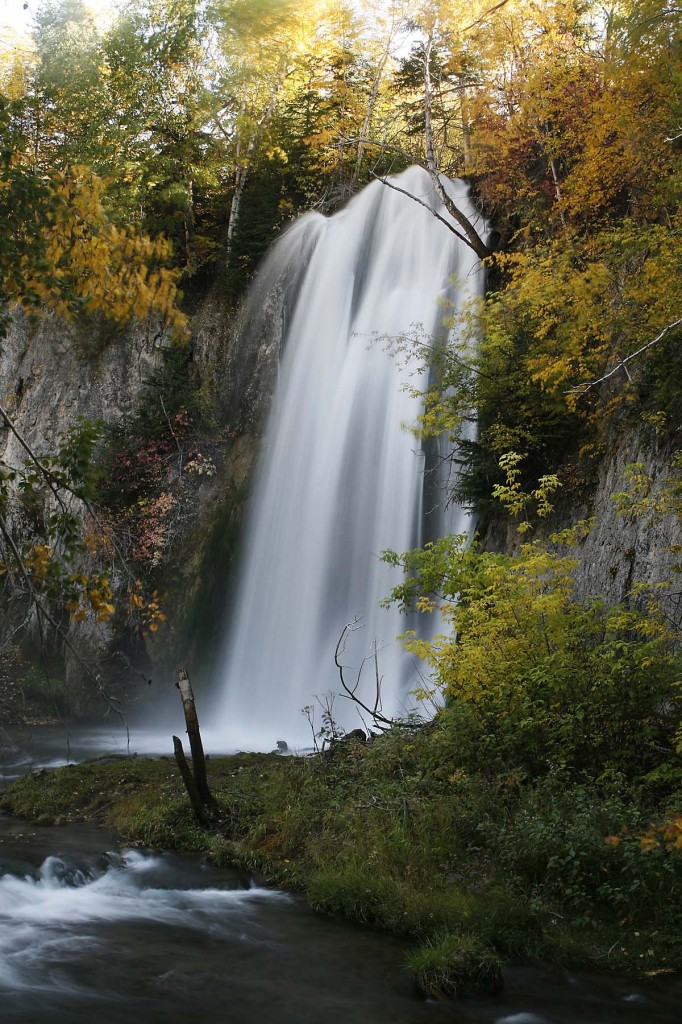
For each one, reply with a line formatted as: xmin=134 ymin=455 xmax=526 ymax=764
xmin=209 ymin=166 xmax=485 ymax=750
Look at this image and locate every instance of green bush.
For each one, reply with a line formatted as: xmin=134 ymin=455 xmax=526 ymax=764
xmin=385 ymin=537 xmax=682 ymax=780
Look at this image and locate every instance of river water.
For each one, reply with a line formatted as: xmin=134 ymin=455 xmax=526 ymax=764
xmin=1 ymin=726 xmax=680 ymax=1023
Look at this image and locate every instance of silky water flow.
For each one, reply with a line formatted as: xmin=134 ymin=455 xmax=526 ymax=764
xmin=209 ymin=167 xmax=486 ymax=750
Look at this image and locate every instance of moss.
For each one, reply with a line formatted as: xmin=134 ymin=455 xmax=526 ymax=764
xmin=170 ymin=476 xmax=250 ymax=681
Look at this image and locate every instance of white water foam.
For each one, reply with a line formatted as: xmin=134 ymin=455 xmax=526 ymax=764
xmin=0 ymin=849 xmax=287 ymax=994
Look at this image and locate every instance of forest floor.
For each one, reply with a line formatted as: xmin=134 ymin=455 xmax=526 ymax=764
xmin=1 ymin=728 xmax=681 ymax=998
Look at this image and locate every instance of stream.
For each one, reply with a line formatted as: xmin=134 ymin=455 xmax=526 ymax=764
xmin=1 ymin=725 xmax=681 ymax=1023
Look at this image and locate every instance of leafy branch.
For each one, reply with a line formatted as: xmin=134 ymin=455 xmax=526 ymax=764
xmin=567 ymin=318 xmax=682 ymax=397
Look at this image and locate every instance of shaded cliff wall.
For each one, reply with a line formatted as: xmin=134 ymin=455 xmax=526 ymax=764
xmin=0 ymin=313 xmax=166 ymax=713
xmin=483 ymin=426 xmax=682 ymax=620
xmin=0 ymin=282 xmax=284 ymax=718
xmin=572 ymin=432 xmax=681 ymax=613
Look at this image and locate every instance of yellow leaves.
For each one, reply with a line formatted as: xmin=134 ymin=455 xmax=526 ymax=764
xmin=491 ymin=451 xmax=562 ymax=532
xmin=660 ymin=818 xmax=682 ymax=851
xmin=127 ymin=583 xmax=166 ymax=639
xmin=67 ymin=573 xmax=115 ymax=625
xmin=11 ymin=164 xmax=189 ymax=342
xmin=637 ymin=818 xmax=682 ymax=853
xmin=64 ymin=569 xmax=166 ymax=634
xmin=25 ymin=544 xmax=52 ymax=582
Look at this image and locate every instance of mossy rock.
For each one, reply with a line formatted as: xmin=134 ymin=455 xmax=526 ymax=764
xmin=406 ymin=932 xmax=504 ymax=1000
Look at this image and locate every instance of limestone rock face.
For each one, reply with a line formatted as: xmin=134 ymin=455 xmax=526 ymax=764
xmin=483 ymin=429 xmax=682 ymax=619
xmin=571 ymin=434 xmax=681 ymax=611
xmin=0 ymin=295 xmax=272 ymax=716
xmin=0 ymin=312 xmax=165 ymax=467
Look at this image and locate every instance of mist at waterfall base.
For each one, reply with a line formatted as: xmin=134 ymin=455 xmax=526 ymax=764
xmin=204 ymin=166 xmax=485 ymax=752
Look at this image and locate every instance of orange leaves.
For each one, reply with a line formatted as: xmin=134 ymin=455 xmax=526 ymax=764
xmin=67 ymin=573 xmax=115 ymax=625
xmin=638 ymin=818 xmax=682 ymax=854
xmin=127 ymin=582 xmax=166 ymax=639
xmin=606 ymin=818 xmax=682 ymax=854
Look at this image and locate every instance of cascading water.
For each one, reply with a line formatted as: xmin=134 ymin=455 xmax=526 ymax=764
xmin=209 ymin=167 xmax=486 ymax=750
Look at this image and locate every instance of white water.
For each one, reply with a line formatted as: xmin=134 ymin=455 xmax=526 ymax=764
xmin=0 ymin=847 xmax=287 ymax=996
xmin=209 ymin=167 xmax=486 ymax=750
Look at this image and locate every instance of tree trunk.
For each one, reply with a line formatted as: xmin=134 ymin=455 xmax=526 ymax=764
xmin=175 ymin=666 xmax=217 ymax=813
xmin=423 ymin=35 xmax=491 ymax=260
xmin=173 ymin=735 xmax=209 ymax=825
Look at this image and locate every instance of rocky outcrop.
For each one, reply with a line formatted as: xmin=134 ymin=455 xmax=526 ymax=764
xmin=571 ymin=432 xmax=681 ymax=615
xmin=0 ymin=312 xmax=165 ymax=465
xmin=0 ymin=288 xmax=276 ymax=718
xmin=483 ymin=425 xmax=682 ymax=618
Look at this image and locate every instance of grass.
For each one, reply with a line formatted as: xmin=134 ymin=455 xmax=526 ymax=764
xmin=406 ymin=932 xmax=504 ymax=998
xmin=2 ymin=726 xmax=681 ymax=992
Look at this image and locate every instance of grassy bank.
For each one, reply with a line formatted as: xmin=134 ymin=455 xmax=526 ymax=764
xmin=2 ymin=723 xmax=681 ymax=996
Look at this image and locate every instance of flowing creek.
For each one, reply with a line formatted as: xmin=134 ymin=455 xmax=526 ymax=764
xmin=1 ymin=726 xmax=680 ymax=1023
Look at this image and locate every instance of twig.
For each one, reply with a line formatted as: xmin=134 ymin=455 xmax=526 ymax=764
xmin=0 ymin=401 xmax=136 ymax=585
xmin=334 ymin=620 xmax=394 ymax=728
xmin=567 ymin=318 xmax=682 ymax=397
xmin=462 ymin=0 xmax=513 ymax=32
xmin=0 ymin=402 xmax=69 ymax=513
xmin=369 ymin=171 xmax=473 ymax=249
xmin=160 ymin=395 xmax=183 ymax=478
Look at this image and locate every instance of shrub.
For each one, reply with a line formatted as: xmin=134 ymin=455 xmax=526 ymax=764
xmin=385 ymin=537 xmax=681 ymax=780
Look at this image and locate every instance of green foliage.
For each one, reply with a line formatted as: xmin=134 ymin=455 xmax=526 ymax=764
xmin=405 ymin=932 xmax=503 ymax=999
xmin=384 ymin=536 xmax=681 ymax=780
xmin=486 ymin=771 xmax=682 ymax=926
xmin=5 ymin=739 xmax=681 ymax=975
xmin=0 ymin=416 xmax=118 ymax=622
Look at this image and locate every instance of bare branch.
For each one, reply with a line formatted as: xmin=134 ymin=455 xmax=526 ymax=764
xmin=334 ymin=619 xmax=394 ymax=729
xmin=462 ymin=0 xmax=513 ymax=33
xmin=422 ymin=35 xmax=492 ymax=260
xmin=0 ymin=402 xmax=69 ymax=513
xmin=337 ymin=134 xmax=424 ymax=168
xmin=160 ymin=395 xmax=183 ymax=478
xmin=0 ymin=401 xmax=136 ymax=585
xmin=568 ymin=317 xmax=682 ymax=397
xmin=369 ymin=171 xmax=473 ymax=249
